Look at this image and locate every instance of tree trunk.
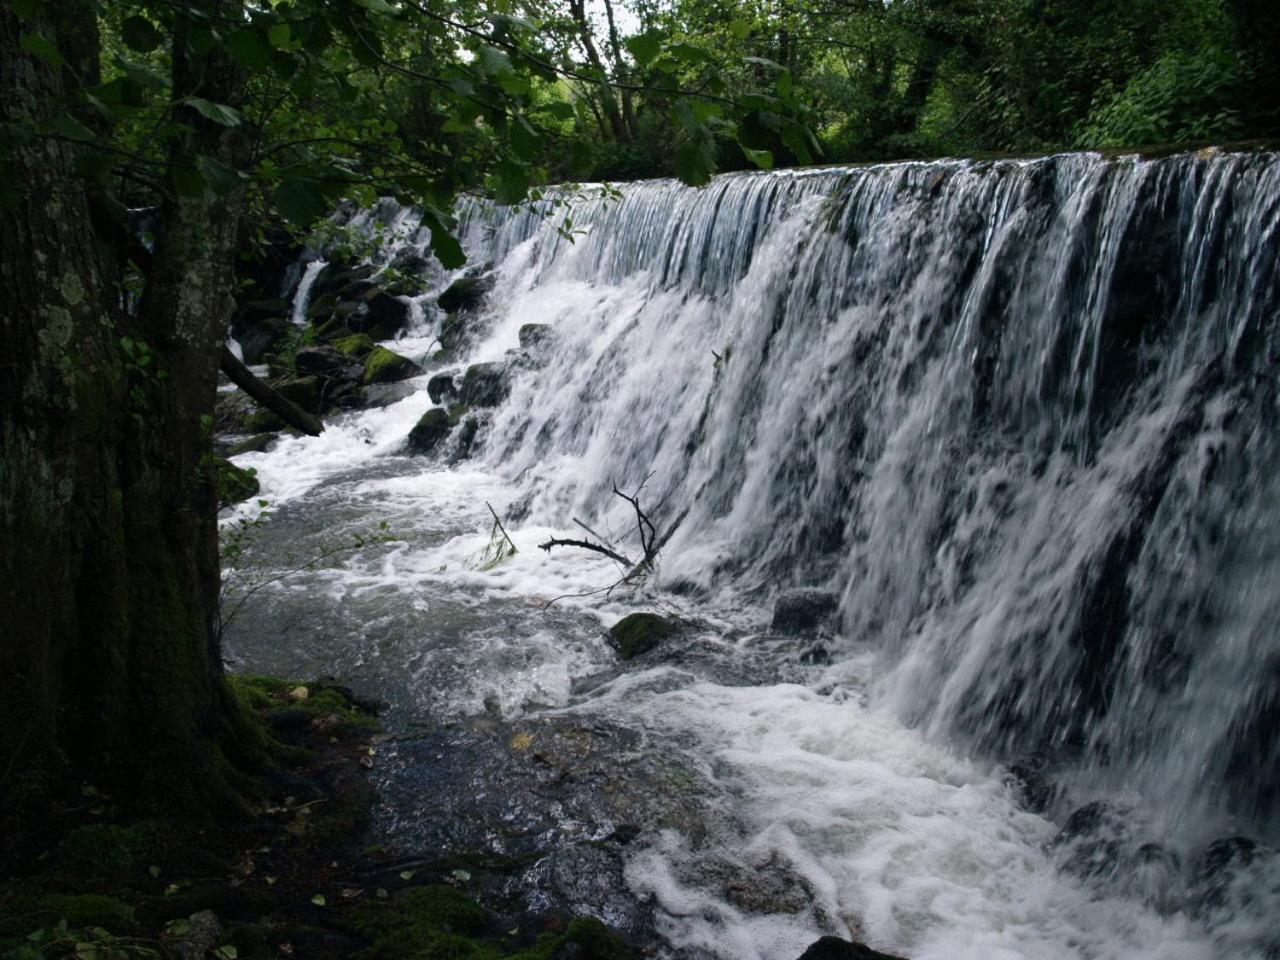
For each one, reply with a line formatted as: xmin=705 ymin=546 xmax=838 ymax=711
xmin=0 ymin=1 xmax=257 ymax=831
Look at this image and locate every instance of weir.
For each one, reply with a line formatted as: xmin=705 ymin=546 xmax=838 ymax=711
xmin=225 ymin=149 xmax=1280 ymax=959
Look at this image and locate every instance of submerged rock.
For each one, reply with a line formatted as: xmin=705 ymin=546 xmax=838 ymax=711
xmin=272 ymin=374 xmax=322 ymax=412
xmin=363 ymin=345 xmax=422 ymax=384
xmin=459 ymin=362 xmax=510 ymax=407
xmin=608 ymin=613 xmax=683 ymax=661
xmin=771 ymin=589 xmax=839 ymax=634
xmin=795 ymin=937 xmax=908 ymax=960
xmin=518 ymin=323 xmax=553 ymax=350
xmin=227 ymin=432 xmax=278 ymax=456
xmin=437 ymin=274 xmax=494 ymax=314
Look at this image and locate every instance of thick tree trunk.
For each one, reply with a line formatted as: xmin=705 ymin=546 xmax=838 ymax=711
xmin=0 ymin=1 xmax=255 ymax=831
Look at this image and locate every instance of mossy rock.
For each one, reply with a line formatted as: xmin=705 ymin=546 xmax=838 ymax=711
xmin=313 ymin=314 xmax=352 ymax=343
xmin=608 ymin=613 xmax=682 ymax=661
xmin=363 ymin=346 xmax=422 ymax=385
xmin=272 ymin=375 xmax=322 ymax=412
xmin=347 ymin=885 xmax=495 ymax=960
xmin=458 ymin=363 xmax=509 ymax=408
xmin=228 ymin=433 xmax=278 ymax=456
xmin=334 ymin=333 xmax=377 ymax=358
xmin=406 ymin=408 xmax=451 ymax=455
xmin=244 ymin=408 xmax=287 ymax=433
xmin=216 ymin=458 xmax=260 ymax=507
xmin=436 ymin=275 xmax=494 ymax=315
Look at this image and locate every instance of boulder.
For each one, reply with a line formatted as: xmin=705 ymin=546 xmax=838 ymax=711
xmin=271 ymin=375 xmax=322 ymax=412
xmin=452 ymin=409 xmax=479 ymax=461
xmin=358 ymin=291 xmax=412 ymax=340
xmin=311 ymin=262 xmax=374 ymax=300
xmin=771 ymin=589 xmax=839 ymax=634
xmin=335 ymin=278 xmax=380 ymax=302
xmin=216 ymin=458 xmax=260 ymax=507
xmin=437 ymin=274 xmax=495 ymax=314
xmin=363 ymin=345 xmax=422 ymax=384
xmin=230 ymin=297 xmax=290 ymax=335
xmin=227 ymin=433 xmax=278 ymax=455
xmin=389 ymin=247 xmax=430 ymax=274
xmin=795 ymin=937 xmax=907 ymax=960
xmin=333 ymin=333 xmax=377 ymax=358
xmin=295 ymin=345 xmax=364 ymax=384
xmin=427 ymin=371 xmax=459 ymax=405
xmin=406 ymin=408 xmax=452 ymax=455
xmin=459 ymin=362 xmax=510 ymax=407
xmin=235 ymin=315 xmax=293 ymax=365
xmin=519 ymin=323 xmax=554 ymax=350
xmin=438 ymin=312 xmax=469 ymax=352
xmin=608 ymin=613 xmax=682 ymax=661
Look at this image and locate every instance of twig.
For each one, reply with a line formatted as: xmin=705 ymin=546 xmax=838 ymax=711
xmin=573 ymin=516 xmax=618 ymax=547
xmin=538 ymin=536 xmax=632 ymax=567
xmin=485 ymin=501 xmax=518 ymax=554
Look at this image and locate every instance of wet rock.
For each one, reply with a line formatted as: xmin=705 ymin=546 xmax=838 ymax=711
xmin=312 ymin=262 xmax=375 ymax=300
xmin=519 ymin=323 xmax=554 ymax=350
xmin=171 ymin=909 xmax=222 ymax=960
xmin=295 ymin=345 xmax=364 ymax=384
xmin=272 ymin=374 xmax=322 ymax=412
xmin=1004 ymin=756 xmax=1057 ymax=813
xmin=231 ymin=297 xmax=290 ymax=332
xmin=336 ymin=278 xmax=381 ymax=302
xmin=1192 ymin=836 xmax=1270 ymax=912
xmin=357 ymin=291 xmax=412 ymax=340
xmin=333 ymin=333 xmax=377 ymax=358
xmin=608 ymin=613 xmax=683 ymax=661
xmin=1051 ymin=800 xmax=1136 ymax=881
xmin=361 ymin=381 xmax=419 ymax=409
xmin=795 ymin=937 xmax=908 ymax=960
xmin=771 ymin=589 xmax=839 ymax=634
xmin=683 ymin=853 xmax=813 ymax=916
xmin=228 ymin=432 xmax=278 ymax=456
xmin=235 ymin=315 xmax=293 ymax=365
xmin=363 ymin=345 xmax=422 ymax=384
xmin=428 ymin=371 xmax=459 ymax=405
xmin=438 ymin=312 xmax=470 ymax=352
xmin=437 ymin=274 xmax=495 ymax=314
xmin=406 ymin=408 xmax=452 ymax=455
xmin=389 ymin=247 xmax=430 ymax=275
xmin=459 ymin=362 xmax=510 ymax=407
xmin=452 ymin=411 xmax=480 ymax=461
xmin=216 ymin=458 xmax=259 ymax=507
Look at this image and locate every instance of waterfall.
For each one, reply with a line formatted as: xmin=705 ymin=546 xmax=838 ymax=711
xmin=404 ymin=150 xmax=1280 ymax=845
xmin=239 ymin=148 xmax=1280 ymax=957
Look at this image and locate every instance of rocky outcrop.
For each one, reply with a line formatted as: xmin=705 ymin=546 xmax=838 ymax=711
xmin=437 ymin=274 xmax=495 ymax=315
xmin=771 ymin=589 xmax=839 ymax=634
xmin=405 ymin=403 xmax=474 ymax=457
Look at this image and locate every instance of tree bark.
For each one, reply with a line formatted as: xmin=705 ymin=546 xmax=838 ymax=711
xmin=0 ymin=0 xmax=259 ymax=829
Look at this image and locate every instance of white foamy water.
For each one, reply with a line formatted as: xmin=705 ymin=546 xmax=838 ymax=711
xmin=223 ymin=150 xmax=1280 ymax=959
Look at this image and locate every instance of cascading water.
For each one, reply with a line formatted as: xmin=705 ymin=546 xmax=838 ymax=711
xmin=223 ymin=149 xmax=1280 ymax=959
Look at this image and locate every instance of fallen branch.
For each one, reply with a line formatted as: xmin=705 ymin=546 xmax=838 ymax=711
xmin=486 ymin=501 xmax=518 ymax=554
xmin=538 ymin=536 xmax=633 ymax=568
xmin=220 ymin=345 xmax=325 ymax=436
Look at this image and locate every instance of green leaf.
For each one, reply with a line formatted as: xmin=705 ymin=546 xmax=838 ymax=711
xmin=423 ymin=215 xmax=466 ymax=269
xmin=674 ymin=125 xmax=716 ymax=187
xmin=267 ymin=23 xmax=291 ymax=48
xmin=184 ymin=98 xmax=242 ymax=127
xmin=52 ymin=113 xmax=95 ymax=142
xmin=171 ymin=166 xmax=208 ymax=199
xmin=728 ymin=19 xmax=751 ymax=39
xmin=11 ymin=0 xmax=43 ymax=20
xmin=478 ymin=46 xmax=513 ymax=76
xmin=310 ymin=894 xmax=326 ymax=906
xmin=490 ymin=159 xmax=528 ymax=206
xmin=273 ymin=178 xmax=328 ymax=227
xmin=197 ymin=155 xmax=242 ymax=194
xmin=741 ymin=146 xmax=773 ymax=170
xmin=744 ymin=55 xmax=785 ymax=72
xmin=19 ymin=32 xmax=64 ymax=67
xmin=228 ymin=29 xmax=273 ymax=71
xmin=121 ymin=15 xmax=162 ymax=53
xmin=626 ymin=31 xmax=662 ymax=66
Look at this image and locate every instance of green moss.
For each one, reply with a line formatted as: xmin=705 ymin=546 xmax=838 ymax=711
xmin=363 ymin=346 xmax=420 ymax=385
xmin=216 ymin=458 xmax=261 ymax=507
xmin=1 ymin=893 xmax=136 ymax=935
xmin=509 ymin=918 xmax=634 ymax=960
xmin=334 ymin=334 xmax=377 ymax=358
xmin=349 ymin=885 xmax=497 ymax=960
xmin=61 ymin=823 xmax=154 ymax=877
xmin=608 ymin=613 xmax=681 ymax=660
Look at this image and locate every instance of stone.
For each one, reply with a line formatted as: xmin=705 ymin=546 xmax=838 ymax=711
xmin=236 ymin=315 xmax=293 ymax=365
xmin=427 ymin=371 xmax=459 ymax=405
xmin=172 ymin=909 xmax=223 ymax=960
xmin=272 ymin=375 xmax=322 ymax=412
xmin=608 ymin=613 xmax=682 ymax=661
xmin=363 ymin=346 xmax=422 ymax=384
xmin=228 ymin=433 xmax=278 ymax=455
xmin=771 ymin=589 xmax=839 ymax=634
xmin=437 ymin=274 xmax=495 ymax=314
xmin=230 ymin=297 xmax=290 ymax=336
xmin=355 ymin=291 xmax=412 ymax=340
xmin=795 ymin=937 xmax=908 ymax=960
xmin=406 ymin=408 xmax=452 ymax=455
xmin=439 ymin=312 xmax=469 ymax=351
xmin=295 ymin=345 xmax=364 ymax=384
xmin=333 ymin=333 xmax=377 ymax=358
xmin=519 ymin=323 xmax=554 ymax=350
xmin=216 ymin=458 xmax=259 ymax=507
xmin=459 ymin=362 xmax=510 ymax=407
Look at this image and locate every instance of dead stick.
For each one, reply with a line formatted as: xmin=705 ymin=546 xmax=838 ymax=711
xmin=538 ymin=536 xmax=633 ymax=568
xmin=485 ymin=501 xmax=518 ymax=554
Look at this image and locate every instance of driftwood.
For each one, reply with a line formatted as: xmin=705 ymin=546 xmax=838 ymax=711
xmin=220 ymin=345 xmax=324 ymax=437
